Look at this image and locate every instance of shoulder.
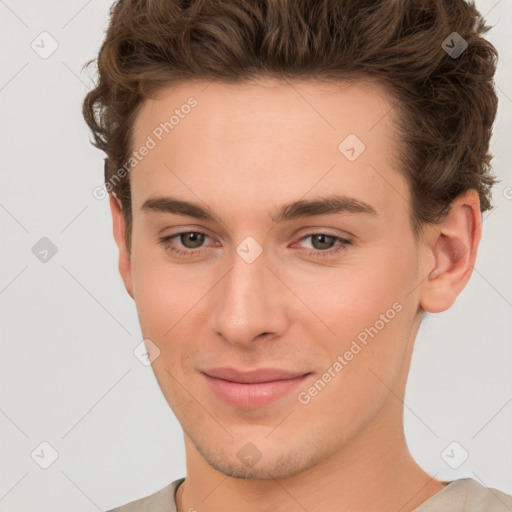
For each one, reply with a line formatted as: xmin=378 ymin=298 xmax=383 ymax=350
xmin=463 ymin=478 xmax=512 ymax=511
xmin=106 ymin=477 xmax=185 ymax=512
xmin=414 ymin=478 xmax=512 ymax=512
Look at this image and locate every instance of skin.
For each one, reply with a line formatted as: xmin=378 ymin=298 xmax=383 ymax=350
xmin=109 ymin=78 xmax=482 ymax=512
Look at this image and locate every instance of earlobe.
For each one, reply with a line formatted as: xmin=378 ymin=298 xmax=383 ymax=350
xmin=420 ymin=190 xmax=482 ymax=313
xmin=108 ymin=192 xmax=134 ymax=300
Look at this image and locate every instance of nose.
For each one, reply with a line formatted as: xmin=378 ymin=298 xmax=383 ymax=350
xmin=208 ymin=246 xmax=289 ymax=347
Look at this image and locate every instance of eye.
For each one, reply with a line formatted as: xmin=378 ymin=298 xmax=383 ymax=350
xmin=293 ymin=233 xmax=352 ymax=257
xmin=158 ymin=231 xmax=352 ymax=259
xmin=158 ymin=231 xmax=214 ymax=257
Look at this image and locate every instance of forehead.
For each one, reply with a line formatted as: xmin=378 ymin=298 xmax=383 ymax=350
xmin=132 ymin=77 xmax=399 ymax=151
xmin=129 ymin=78 xmax=408 ymax=225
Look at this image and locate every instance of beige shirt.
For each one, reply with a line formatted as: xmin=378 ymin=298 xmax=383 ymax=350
xmin=108 ymin=477 xmax=512 ymax=512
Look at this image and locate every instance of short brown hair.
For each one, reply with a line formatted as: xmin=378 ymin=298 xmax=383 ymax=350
xmin=82 ymin=0 xmax=498 ymax=252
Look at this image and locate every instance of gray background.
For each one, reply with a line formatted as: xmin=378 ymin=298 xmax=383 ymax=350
xmin=1 ymin=1 xmax=511 ymax=510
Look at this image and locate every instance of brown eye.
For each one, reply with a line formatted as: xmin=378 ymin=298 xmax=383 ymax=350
xmin=179 ymin=232 xmax=205 ymax=249
xmin=158 ymin=230 xmax=215 ymax=258
xmin=293 ymin=233 xmax=352 ymax=258
xmin=309 ymin=234 xmax=337 ymax=250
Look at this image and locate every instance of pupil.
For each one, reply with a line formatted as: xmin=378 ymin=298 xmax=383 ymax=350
xmin=182 ymin=232 xmax=204 ymax=248
xmin=313 ymin=234 xmax=333 ymax=250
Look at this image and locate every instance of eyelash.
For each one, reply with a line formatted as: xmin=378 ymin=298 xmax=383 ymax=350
xmin=158 ymin=231 xmax=352 ymax=258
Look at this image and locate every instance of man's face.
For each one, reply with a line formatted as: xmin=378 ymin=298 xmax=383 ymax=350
xmin=121 ymin=79 xmax=427 ymax=479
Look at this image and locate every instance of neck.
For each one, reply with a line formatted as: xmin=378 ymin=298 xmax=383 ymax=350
xmin=177 ymin=394 xmax=446 ymax=512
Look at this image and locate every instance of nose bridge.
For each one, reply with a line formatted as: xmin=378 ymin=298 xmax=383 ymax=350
xmin=209 ymin=244 xmax=287 ymax=345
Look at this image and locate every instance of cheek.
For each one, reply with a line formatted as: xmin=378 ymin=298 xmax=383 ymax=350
xmin=294 ymin=280 xmax=413 ymax=443
xmin=130 ymin=249 xmax=218 ymax=382
xmin=130 ymin=254 xmax=204 ymax=406
xmin=131 ymin=244 xmax=199 ymax=335
xmin=290 ymin=242 xmax=417 ymax=391
xmin=291 ymin=244 xmax=415 ymax=339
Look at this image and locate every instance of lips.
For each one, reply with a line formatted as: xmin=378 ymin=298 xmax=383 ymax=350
xmin=201 ymin=367 xmax=312 ymax=409
xmin=202 ymin=367 xmax=309 ymax=383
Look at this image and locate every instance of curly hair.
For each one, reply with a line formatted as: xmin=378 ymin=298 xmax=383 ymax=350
xmin=82 ymin=0 xmax=498 ymax=252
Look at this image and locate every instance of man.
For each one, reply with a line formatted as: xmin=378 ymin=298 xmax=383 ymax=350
xmin=82 ymin=0 xmax=512 ymax=510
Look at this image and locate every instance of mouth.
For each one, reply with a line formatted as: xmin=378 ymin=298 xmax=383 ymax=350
xmin=201 ymin=367 xmax=312 ymax=409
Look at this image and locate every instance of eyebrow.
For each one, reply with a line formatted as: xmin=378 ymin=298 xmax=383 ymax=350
xmin=141 ymin=193 xmax=378 ymax=224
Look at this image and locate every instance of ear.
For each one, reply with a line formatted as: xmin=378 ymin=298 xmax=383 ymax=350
xmin=109 ymin=193 xmax=134 ymax=300
xmin=419 ymin=190 xmax=482 ymax=313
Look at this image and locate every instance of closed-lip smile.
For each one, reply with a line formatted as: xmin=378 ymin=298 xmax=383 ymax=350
xmin=201 ymin=367 xmax=312 ymax=408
